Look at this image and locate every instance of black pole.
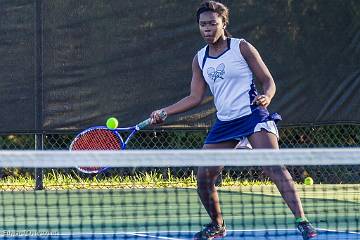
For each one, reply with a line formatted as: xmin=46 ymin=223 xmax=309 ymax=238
xmin=34 ymin=0 xmax=44 ymax=191
xmin=35 ymin=135 xmax=43 ymax=190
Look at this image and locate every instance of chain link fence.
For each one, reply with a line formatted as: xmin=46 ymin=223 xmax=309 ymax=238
xmin=1 ymin=124 xmax=360 ymax=189
xmin=2 ymin=125 xmax=360 ymax=150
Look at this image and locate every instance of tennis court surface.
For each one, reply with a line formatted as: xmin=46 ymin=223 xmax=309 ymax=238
xmin=1 ymin=149 xmax=359 ymax=239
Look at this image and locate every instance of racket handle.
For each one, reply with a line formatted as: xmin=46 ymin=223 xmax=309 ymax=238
xmin=136 ymin=110 xmax=167 ymax=130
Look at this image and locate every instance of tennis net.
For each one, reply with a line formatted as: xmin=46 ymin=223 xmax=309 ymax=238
xmin=0 ymin=149 xmax=359 ymax=239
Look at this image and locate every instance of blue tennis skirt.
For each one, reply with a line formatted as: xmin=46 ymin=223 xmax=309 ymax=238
xmin=205 ymin=107 xmax=282 ymax=144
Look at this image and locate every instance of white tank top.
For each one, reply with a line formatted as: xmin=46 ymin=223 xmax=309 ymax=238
xmin=197 ymin=38 xmax=257 ymax=121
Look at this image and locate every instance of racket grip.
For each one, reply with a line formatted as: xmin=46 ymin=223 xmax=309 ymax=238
xmin=136 ymin=110 xmax=167 ymax=130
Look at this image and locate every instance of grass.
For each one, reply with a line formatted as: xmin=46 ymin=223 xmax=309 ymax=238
xmin=0 ymin=169 xmax=273 ymax=190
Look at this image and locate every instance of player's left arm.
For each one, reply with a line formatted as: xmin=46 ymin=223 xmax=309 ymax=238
xmin=240 ymin=40 xmax=276 ymax=108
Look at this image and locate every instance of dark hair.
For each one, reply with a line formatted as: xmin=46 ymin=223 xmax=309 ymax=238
xmin=196 ymin=1 xmax=231 ymax=37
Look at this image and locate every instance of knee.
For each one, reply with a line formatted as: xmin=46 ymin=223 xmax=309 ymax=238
xmin=197 ymin=170 xmax=219 ymax=189
xmin=263 ymin=166 xmax=289 ymax=178
xmin=197 ymin=175 xmax=215 ymax=189
xmin=197 ymin=178 xmax=216 ymax=197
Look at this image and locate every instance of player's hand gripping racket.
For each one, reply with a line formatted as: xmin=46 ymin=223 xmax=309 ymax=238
xmin=70 ymin=110 xmax=167 ymax=174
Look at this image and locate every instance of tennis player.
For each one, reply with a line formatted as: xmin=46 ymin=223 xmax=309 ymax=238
xmin=151 ymin=1 xmax=317 ymax=239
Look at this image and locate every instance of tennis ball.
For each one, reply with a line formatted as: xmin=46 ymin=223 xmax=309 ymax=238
xmin=304 ymin=177 xmax=314 ymax=185
xmin=106 ymin=117 xmax=118 ymax=129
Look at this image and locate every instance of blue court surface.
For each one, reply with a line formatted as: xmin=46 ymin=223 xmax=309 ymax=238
xmin=1 ymin=229 xmax=359 ymax=240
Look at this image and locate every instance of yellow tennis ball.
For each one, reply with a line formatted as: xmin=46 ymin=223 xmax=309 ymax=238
xmin=106 ymin=117 xmax=118 ymax=129
xmin=304 ymin=177 xmax=314 ymax=185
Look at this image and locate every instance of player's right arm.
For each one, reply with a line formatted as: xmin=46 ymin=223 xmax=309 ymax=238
xmin=151 ymin=54 xmax=207 ymax=123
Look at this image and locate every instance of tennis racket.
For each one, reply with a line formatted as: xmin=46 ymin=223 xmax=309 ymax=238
xmin=70 ymin=110 xmax=167 ymax=174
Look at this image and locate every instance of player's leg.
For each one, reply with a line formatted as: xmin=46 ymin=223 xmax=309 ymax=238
xmin=197 ymin=141 xmax=237 ymax=224
xmin=248 ymin=130 xmax=317 ymax=239
xmin=194 ymin=140 xmax=237 ymax=239
xmin=248 ymin=130 xmax=304 ymax=217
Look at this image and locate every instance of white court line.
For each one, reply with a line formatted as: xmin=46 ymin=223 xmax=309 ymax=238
xmin=229 ymin=228 xmax=360 ymax=235
xmin=0 ymin=231 xmax=186 ymax=239
xmin=228 ymin=228 xmax=294 ymax=232
xmin=317 ymin=228 xmax=360 ymax=235
xmin=131 ymin=233 xmax=184 ymax=239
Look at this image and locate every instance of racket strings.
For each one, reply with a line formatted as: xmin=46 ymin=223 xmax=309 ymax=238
xmin=72 ymin=129 xmax=121 ymax=150
xmin=71 ymin=129 xmax=122 ymax=173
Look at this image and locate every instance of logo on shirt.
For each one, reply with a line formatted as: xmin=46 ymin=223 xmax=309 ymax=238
xmin=207 ymin=63 xmax=225 ymax=82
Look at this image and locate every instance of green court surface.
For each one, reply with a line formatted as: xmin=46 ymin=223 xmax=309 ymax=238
xmin=1 ymin=184 xmax=359 ymax=234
